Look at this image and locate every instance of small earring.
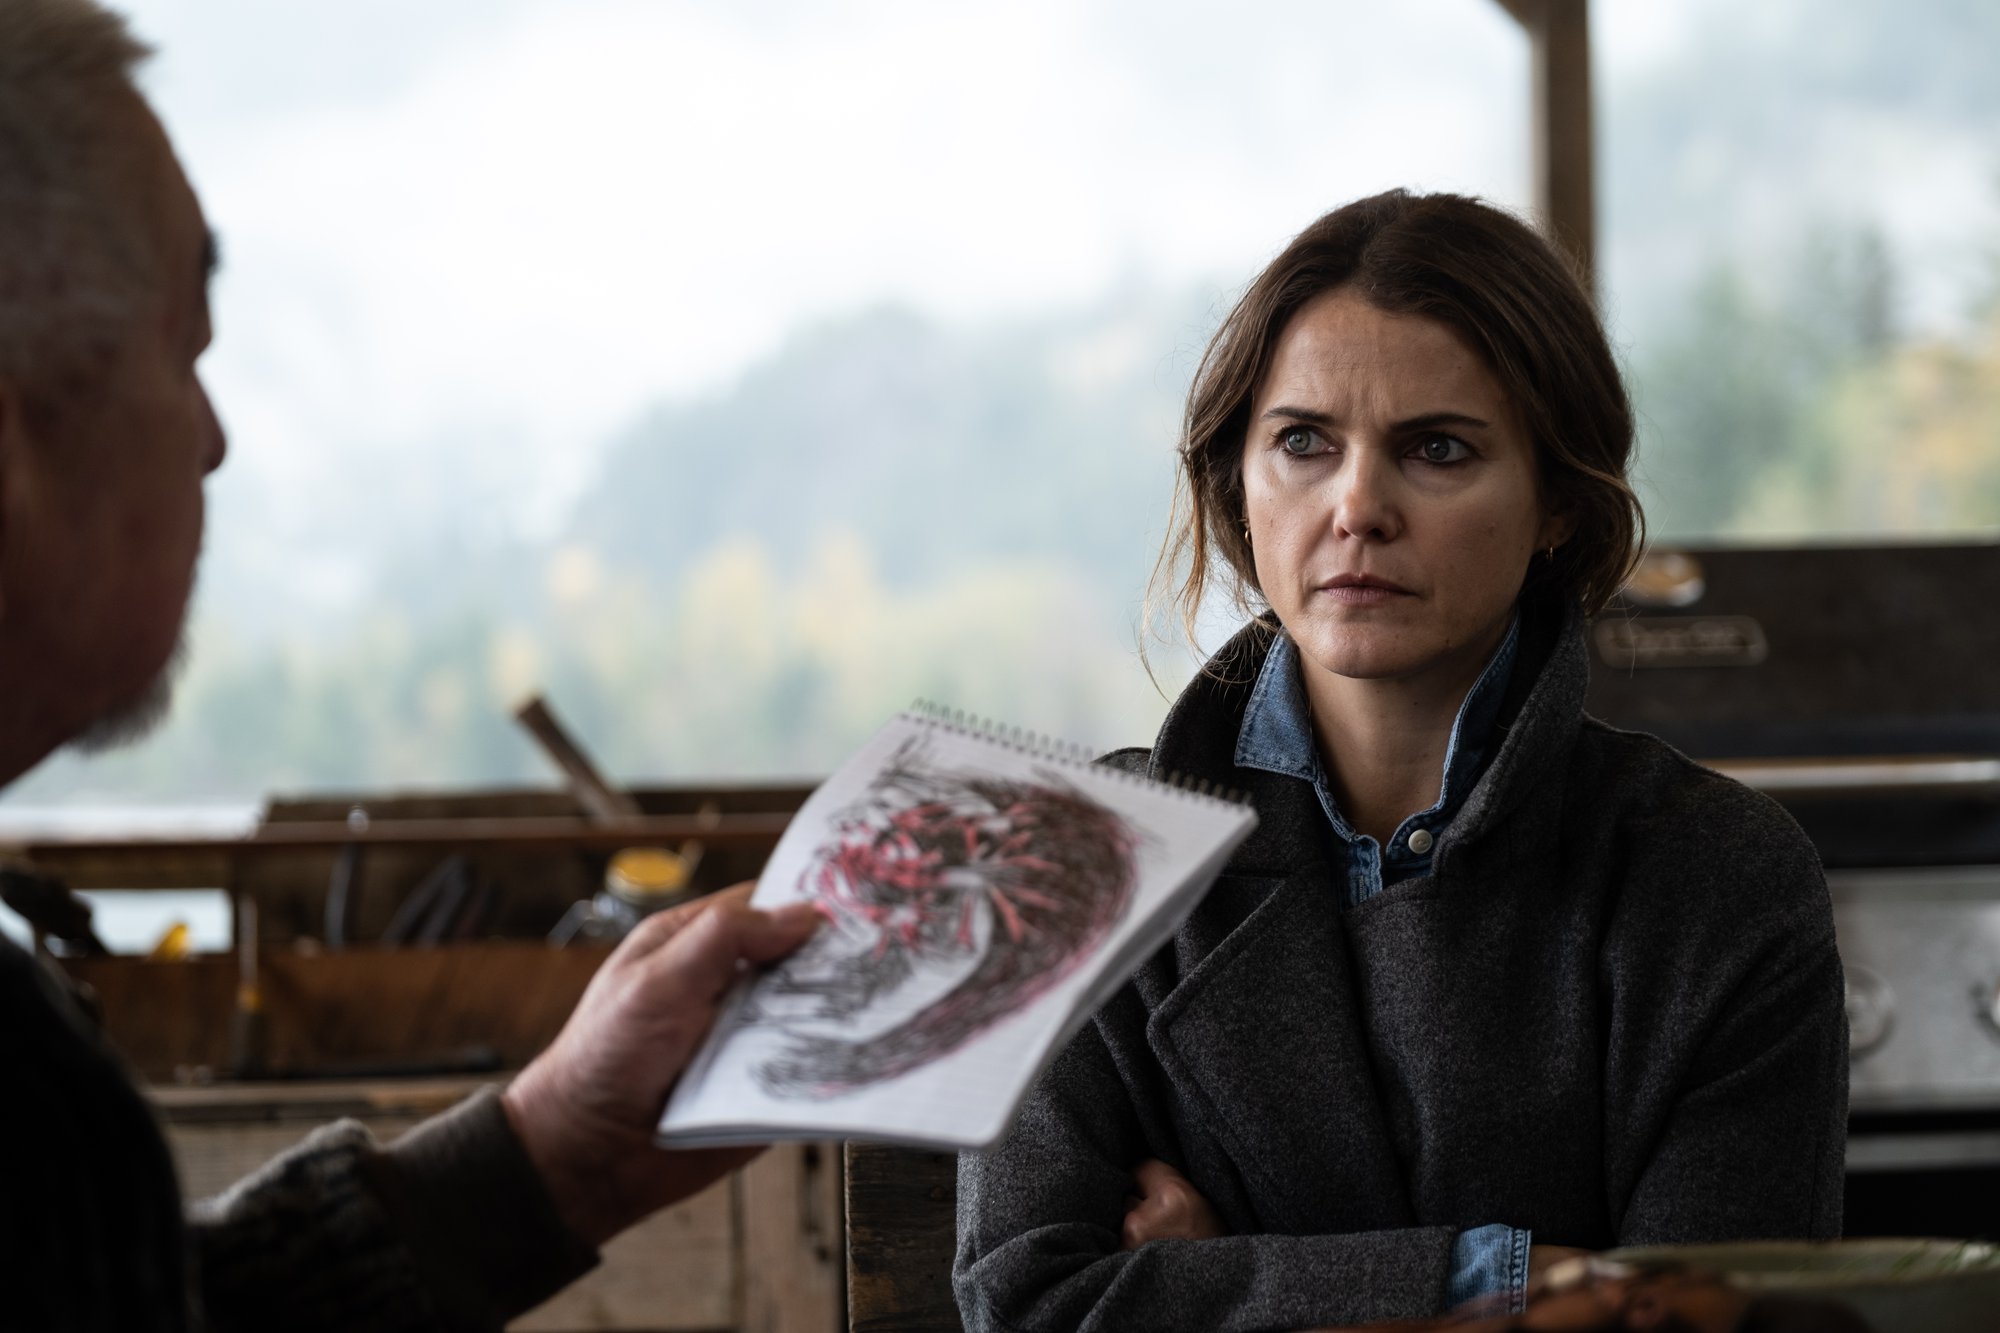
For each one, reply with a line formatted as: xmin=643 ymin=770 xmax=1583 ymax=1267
xmin=1242 ymin=525 xmax=1253 ymax=545
xmin=1544 ymin=545 xmax=1556 ymax=563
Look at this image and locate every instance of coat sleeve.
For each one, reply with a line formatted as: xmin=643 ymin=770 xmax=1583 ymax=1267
xmin=953 ymin=1017 xmax=1457 ymax=1333
xmin=188 ymin=1089 xmax=598 ymax=1332
xmin=1609 ymin=814 xmax=1850 ymax=1245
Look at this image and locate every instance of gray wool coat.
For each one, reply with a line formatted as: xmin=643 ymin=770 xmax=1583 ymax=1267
xmin=953 ymin=598 xmax=1848 ymax=1333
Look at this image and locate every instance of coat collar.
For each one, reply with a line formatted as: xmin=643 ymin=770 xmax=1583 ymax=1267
xmin=1144 ymin=594 xmax=1590 ymax=874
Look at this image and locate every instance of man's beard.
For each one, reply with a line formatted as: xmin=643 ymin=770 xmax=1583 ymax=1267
xmin=68 ymin=637 xmax=185 ymax=755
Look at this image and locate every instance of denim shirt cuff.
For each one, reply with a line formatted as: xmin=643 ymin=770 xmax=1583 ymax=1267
xmin=1444 ymin=1223 xmax=1532 ymax=1313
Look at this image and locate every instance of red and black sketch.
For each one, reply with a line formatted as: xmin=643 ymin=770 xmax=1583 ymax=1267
xmin=744 ymin=736 xmax=1138 ymax=1097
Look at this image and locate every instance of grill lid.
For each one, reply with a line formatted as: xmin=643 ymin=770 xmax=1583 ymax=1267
xmin=1582 ymin=542 xmax=2000 ymax=868
xmin=1585 ymin=542 xmax=2000 ymax=758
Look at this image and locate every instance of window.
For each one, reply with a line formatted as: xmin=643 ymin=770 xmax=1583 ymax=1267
xmin=1601 ymin=0 xmax=2000 ymax=543
xmin=2 ymin=0 xmax=1528 ymax=811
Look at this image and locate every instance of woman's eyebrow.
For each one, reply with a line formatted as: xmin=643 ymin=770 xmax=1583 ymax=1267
xmin=1257 ymin=405 xmax=1492 ymax=431
xmin=1395 ymin=410 xmax=1491 ymax=431
xmin=1259 ymin=404 xmax=1340 ymax=425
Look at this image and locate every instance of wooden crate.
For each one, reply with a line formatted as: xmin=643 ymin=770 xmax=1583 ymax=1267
xmin=64 ymin=941 xmax=610 ymax=1081
xmin=10 ymin=779 xmax=814 ymax=946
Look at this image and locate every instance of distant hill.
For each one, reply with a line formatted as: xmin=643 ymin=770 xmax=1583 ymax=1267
xmin=567 ymin=293 xmax=1217 ymax=603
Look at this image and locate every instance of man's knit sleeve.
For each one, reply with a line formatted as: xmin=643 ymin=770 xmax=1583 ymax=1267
xmin=188 ymin=1088 xmax=598 ymax=1333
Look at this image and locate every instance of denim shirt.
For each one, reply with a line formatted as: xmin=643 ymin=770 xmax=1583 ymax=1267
xmin=1232 ymin=615 xmax=1532 ymax=1313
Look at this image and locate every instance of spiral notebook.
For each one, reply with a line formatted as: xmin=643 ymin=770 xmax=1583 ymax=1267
xmin=655 ymin=705 xmax=1258 ymax=1151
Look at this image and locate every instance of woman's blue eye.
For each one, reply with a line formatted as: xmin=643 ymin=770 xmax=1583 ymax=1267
xmin=1415 ymin=435 xmax=1471 ymax=464
xmin=1279 ymin=427 xmax=1315 ymax=455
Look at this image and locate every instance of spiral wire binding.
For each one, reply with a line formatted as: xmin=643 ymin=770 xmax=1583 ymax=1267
xmin=906 ymin=699 xmax=1252 ymax=808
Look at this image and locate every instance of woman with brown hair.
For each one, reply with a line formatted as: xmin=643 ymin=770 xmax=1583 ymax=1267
xmin=952 ymin=191 xmax=1848 ymax=1331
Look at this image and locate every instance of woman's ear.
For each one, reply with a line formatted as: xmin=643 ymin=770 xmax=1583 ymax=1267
xmin=1538 ymin=505 xmax=1579 ymax=554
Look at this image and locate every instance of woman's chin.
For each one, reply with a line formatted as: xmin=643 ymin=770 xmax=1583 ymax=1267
xmin=1292 ymin=626 xmax=1435 ymax=683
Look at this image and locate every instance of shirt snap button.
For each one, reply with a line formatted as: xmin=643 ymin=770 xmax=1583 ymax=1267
xmin=1408 ymin=828 xmax=1435 ymax=854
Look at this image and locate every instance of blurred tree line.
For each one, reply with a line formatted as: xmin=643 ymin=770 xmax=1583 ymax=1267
xmin=1635 ymin=223 xmax=2000 ymax=537
xmin=1606 ymin=0 xmax=2000 ymax=538
xmin=8 ymin=295 xmax=1211 ymax=802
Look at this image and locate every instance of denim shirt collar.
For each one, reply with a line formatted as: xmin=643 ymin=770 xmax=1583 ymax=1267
xmin=1232 ymin=613 xmax=1521 ymax=891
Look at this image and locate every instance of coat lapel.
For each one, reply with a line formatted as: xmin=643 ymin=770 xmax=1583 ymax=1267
xmin=1144 ymin=864 xmax=1416 ymax=1236
xmin=1124 ymin=610 xmax=1587 ymax=1238
xmin=1128 ymin=627 xmax=1415 ymax=1235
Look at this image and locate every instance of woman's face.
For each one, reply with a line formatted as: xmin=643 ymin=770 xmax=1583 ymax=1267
xmin=1240 ymin=287 xmax=1567 ymax=688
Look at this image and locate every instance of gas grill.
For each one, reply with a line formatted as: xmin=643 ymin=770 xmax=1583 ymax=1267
xmin=1583 ymin=541 xmax=2000 ymax=1239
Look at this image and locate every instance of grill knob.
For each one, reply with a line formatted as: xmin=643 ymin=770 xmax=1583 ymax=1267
xmin=1844 ymin=964 xmax=1893 ymax=1058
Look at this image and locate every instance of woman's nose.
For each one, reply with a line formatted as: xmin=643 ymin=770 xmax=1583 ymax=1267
xmin=1328 ymin=448 xmax=1401 ymax=542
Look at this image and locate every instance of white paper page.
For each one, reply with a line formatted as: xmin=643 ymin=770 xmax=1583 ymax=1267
xmin=657 ymin=711 xmax=1255 ymax=1150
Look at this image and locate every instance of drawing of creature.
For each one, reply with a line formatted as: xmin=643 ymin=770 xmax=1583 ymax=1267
xmin=745 ymin=737 xmax=1138 ymax=1096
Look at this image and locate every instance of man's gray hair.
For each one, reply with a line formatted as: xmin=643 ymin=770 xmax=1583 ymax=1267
xmin=0 ymin=0 xmax=154 ymax=416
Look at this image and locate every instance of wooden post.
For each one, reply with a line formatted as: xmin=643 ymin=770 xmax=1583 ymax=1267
xmin=513 ymin=694 xmax=644 ymax=822
xmin=1494 ymin=0 xmax=1596 ymax=292
xmin=844 ymin=1144 xmax=962 ymax=1333
xmin=740 ymin=1142 xmax=846 ymax=1333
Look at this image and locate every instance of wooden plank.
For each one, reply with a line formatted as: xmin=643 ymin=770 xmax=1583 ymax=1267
xmin=740 ymin=1142 xmax=845 ymax=1333
xmin=3 ymin=783 xmax=816 ymax=946
xmin=511 ymin=1177 xmax=738 ymax=1332
xmin=63 ymin=942 xmax=610 ymax=1080
xmin=5 ymin=813 xmax=795 ymax=942
xmin=69 ymin=954 xmax=238 ymax=1075
xmin=260 ymin=781 xmax=817 ymax=824
xmin=7 ymin=848 xmax=239 ymax=890
xmin=0 ymin=844 xmax=607 ymax=939
xmin=844 ymin=1145 xmax=962 ymax=1333
xmin=255 ymin=943 xmax=603 ymax=1073
xmin=3 ymin=811 xmax=796 ymax=859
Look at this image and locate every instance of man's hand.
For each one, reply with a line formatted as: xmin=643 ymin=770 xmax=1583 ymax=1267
xmin=1120 ymin=1157 xmax=1226 ymax=1250
xmin=501 ymin=883 xmax=819 ymax=1246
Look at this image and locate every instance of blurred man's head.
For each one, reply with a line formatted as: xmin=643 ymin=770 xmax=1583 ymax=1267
xmin=0 ymin=0 xmax=225 ymax=783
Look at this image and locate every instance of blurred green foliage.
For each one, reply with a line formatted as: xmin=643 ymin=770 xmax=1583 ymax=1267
xmin=1634 ymin=227 xmax=2000 ymax=538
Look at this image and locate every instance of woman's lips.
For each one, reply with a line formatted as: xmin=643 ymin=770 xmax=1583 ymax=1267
xmin=1316 ymin=575 xmax=1414 ymax=606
